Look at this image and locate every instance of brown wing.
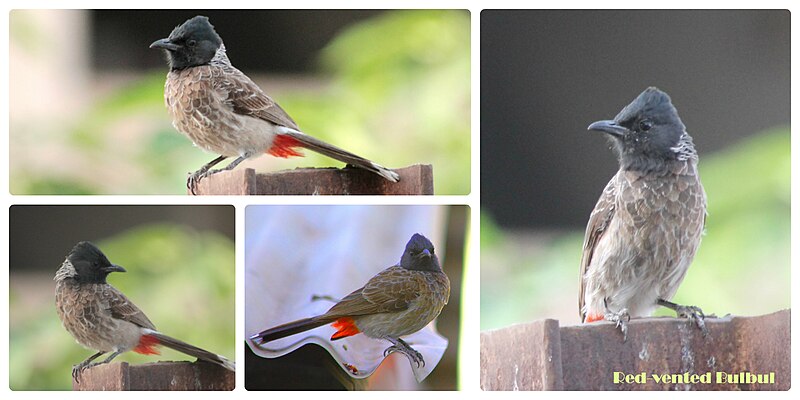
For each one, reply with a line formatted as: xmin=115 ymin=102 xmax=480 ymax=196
xmin=578 ymin=175 xmax=617 ymax=322
xmin=212 ymin=65 xmax=300 ymax=130
xmin=105 ymin=286 xmax=157 ymax=330
xmin=322 ymin=266 xmax=417 ymax=318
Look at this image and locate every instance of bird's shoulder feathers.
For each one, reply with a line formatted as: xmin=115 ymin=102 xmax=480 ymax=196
xmin=103 ymin=285 xmax=157 ymax=330
xmin=323 ymin=265 xmax=425 ymax=318
xmin=209 ymin=64 xmax=300 ymax=130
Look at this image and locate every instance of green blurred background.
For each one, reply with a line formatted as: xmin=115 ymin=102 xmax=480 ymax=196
xmin=9 ymin=10 xmax=470 ymax=195
xmin=481 ymin=128 xmax=790 ymax=330
xmin=9 ymin=206 xmax=235 ymax=390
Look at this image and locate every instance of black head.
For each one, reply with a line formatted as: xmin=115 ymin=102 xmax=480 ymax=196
xmin=66 ymin=241 xmax=126 ymax=284
xmin=399 ymin=233 xmax=441 ymax=272
xmin=588 ymin=87 xmax=691 ymax=172
xmin=150 ymin=16 xmax=223 ymax=70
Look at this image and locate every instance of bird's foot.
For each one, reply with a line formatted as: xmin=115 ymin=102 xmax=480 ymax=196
xmin=658 ymin=299 xmax=709 ymax=337
xmin=604 ymin=308 xmax=631 ymax=341
xmin=71 ymin=360 xmax=99 ymax=383
xmin=187 ymin=171 xmax=203 ymax=195
xmin=186 ymin=155 xmax=230 ymax=195
xmin=71 ymin=364 xmax=85 ymax=383
xmin=71 ymin=351 xmax=107 ymax=383
xmin=186 ymin=169 xmax=225 ymax=195
xmin=383 ymin=337 xmax=425 ymax=368
xmin=680 ymin=305 xmax=709 ymax=337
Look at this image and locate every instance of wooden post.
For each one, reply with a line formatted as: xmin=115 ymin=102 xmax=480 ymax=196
xmin=72 ymin=361 xmax=234 ymax=391
xmin=480 ymin=309 xmax=790 ymax=391
xmin=189 ymin=164 xmax=433 ymax=195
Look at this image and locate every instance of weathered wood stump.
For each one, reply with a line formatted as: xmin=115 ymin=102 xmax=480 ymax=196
xmin=481 ymin=310 xmax=790 ymax=391
xmin=190 ymin=164 xmax=433 ymax=195
xmin=72 ymin=361 xmax=234 ymax=391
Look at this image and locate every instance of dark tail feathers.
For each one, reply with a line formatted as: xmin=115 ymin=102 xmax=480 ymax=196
xmin=249 ymin=316 xmax=333 ymax=344
xmin=283 ymin=130 xmax=400 ymax=182
xmin=146 ymin=331 xmax=235 ymax=371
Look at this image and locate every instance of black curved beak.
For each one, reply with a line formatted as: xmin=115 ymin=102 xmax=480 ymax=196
xmin=104 ymin=264 xmax=127 ymax=273
xmin=588 ymin=119 xmax=628 ymax=138
xmin=420 ymin=249 xmax=432 ymax=258
xmin=150 ymin=38 xmax=179 ymax=51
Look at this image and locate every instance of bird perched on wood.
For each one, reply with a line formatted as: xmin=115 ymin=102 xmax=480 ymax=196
xmin=250 ymin=233 xmax=450 ymax=368
xmin=55 ymin=241 xmax=234 ymax=381
xmin=150 ymin=16 xmax=400 ymax=194
xmin=579 ymin=87 xmax=708 ymax=340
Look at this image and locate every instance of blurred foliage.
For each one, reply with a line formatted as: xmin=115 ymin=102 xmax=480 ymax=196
xmin=9 ymin=225 xmax=235 ymax=390
xmin=9 ymin=11 xmax=45 ymax=53
xmin=481 ymin=128 xmax=790 ymax=330
xmin=479 ymin=210 xmax=504 ymax=250
xmin=10 ymin=10 xmax=470 ymax=194
xmin=274 ymin=10 xmax=470 ymax=194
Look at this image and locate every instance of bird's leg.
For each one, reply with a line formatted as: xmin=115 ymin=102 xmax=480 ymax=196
xmin=658 ymin=298 xmax=709 ymax=336
xmin=93 ymin=349 xmax=124 ymax=366
xmin=383 ymin=337 xmax=425 ymax=368
xmin=191 ymin=153 xmax=252 ymax=191
xmin=603 ymin=298 xmax=631 ymax=341
xmin=208 ymin=154 xmax=249 ymax=175
xmin=187 ymin=155 xmax=228 ymax=194
xmin=72 ymin=351 xmax=106 ymax=382
xmin=74 ymin=349 xmax=124 ymax=382
xmin=80 ymin=350 xmax=123 ymax=371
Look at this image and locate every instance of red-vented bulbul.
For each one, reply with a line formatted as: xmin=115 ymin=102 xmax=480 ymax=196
xmin=579 ymin=87 xmax=708 ymax=339
xmin=250 ymin=233 xmax=449 ymax=367
xmin=150 ymin=16 xmax=400 ymax=194
xmin=55 ymin=241 xmax=234 ymax=380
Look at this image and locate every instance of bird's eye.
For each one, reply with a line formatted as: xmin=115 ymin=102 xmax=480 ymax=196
xmin=639 ymin=120 xmax=653 ymax=132
xmin=187 ymin=39 xmax=197 ymax=47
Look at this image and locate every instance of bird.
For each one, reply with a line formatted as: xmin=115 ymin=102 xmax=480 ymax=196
xmin=149 ymin=16 xmax=400 ymax=194
xmin=250 ymin=233 xmax=450 ymax=368
xmin=54 ymin=241 xmax=235 ymax=381
xmin=579 ymin=87 xmax=708 ymax=340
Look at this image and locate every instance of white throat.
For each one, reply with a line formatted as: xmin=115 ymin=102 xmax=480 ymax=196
xmin=54 ymin=259 xmax=78 ymax=281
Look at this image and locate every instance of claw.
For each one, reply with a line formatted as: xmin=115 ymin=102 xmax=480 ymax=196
xmin=658 ymin=299 xmax=709 ymax=337
xmin=187 ymin=166 xmax=238 ymax=195
xmin=187 ymin=171 xmax=208 ymax=195
xmin=383 ymin=345 xmax=424 ymax=367
xmin=186 ymin=154 xmax=230 ymax=195
xmin=187 ymin=174 xmax=199 ymax=195
xmin=675 ymin=304 xmax=709 ymax=337
xmin=187 ymin=169 xmax=219 ymax=195
xmin=382 ymin=340 xmax=425 ymax=368
xmin=414 ymin=351 xmax=425 ymax=368
xmin=187 ymin=169 xmax=216 ymax=195
xmin=604 ymin=308 xmax=631 ymax=341
xmin=72 ymin=361 xmax=91 ymax=383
